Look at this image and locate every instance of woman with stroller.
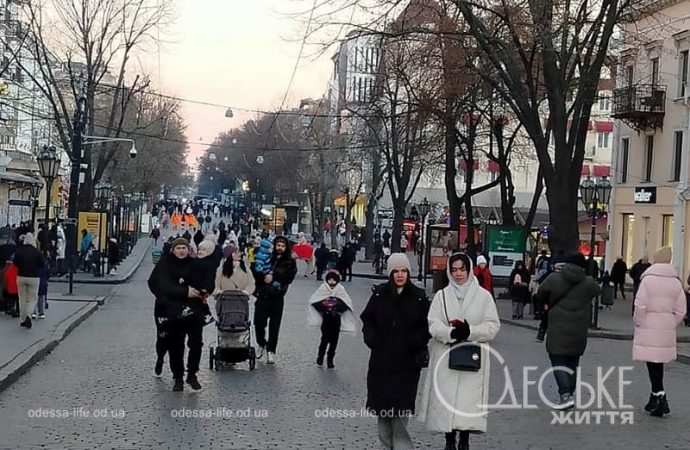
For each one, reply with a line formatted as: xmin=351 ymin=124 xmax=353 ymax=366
xmin=215 ymin=247 xmax=255 ymax=296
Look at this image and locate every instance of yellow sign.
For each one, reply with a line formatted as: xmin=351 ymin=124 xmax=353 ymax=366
xmin=78 ymin=212 xmax=108 ymax=252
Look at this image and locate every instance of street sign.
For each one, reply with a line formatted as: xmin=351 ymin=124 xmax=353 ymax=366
xmin=62 ymin=218 xmax=78 ymax=224
xmin=487 ymin=226 xmax=527 ymax=277
xmin=8 ymin=199 xmax=32 ymax=207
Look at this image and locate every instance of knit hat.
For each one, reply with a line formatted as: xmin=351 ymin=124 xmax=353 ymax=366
xmin=387 ymin=252 xmax=411 ymax=277
xmin=476 ymin=255 xmax=487 ymax=266
xmin=325 ymin=270 xmax=341 ymax=284
xmin=171 ymin=237 xmax=190 ymax=249
xmin=653 ymin=246 xmax=672 ymax=264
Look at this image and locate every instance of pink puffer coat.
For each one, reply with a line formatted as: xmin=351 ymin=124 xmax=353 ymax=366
xmin=633 ymin=264 xmax=687 ymax=363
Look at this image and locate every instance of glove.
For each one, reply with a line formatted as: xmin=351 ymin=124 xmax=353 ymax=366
xmin=450 ymin=321 xmax=471 ymax=341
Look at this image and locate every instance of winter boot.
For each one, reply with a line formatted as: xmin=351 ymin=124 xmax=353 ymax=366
xmin=649 ymin=393 xmax=668 ymax=417
xmin=444 ymin=432 xmax=456 ymax=450
xmin=316 ymin=351 xmax=324 ymax=367
xmin=458 ymin=431 xmax=470 ymax=450
xmin=644 ymin=393 xmax=658 ymax=413
xmin=186 ymin=374 xmax=202 ymax=391
xmin=154 ymin=357 xmax=164 ymax=378
xmin=172 ymin=379 xmax=184 ymax=392
xmin=327 ymin=356 xmax=335 ymax=369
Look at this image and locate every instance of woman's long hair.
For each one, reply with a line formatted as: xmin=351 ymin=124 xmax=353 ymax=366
xmin=222 ymin=256 xmax=247 ymax=278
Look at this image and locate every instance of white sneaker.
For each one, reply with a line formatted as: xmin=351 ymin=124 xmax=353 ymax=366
xmin=38 ymin=314 xmax=46 ymax=319
xmin=554 ymin=394 xmax=575 ymax=410
xmin=266 ymin=352 xmax=276 ymax=364
xmin=31 ymin=314 xmax=37 ymax=319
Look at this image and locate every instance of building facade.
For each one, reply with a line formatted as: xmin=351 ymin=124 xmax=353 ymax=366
xmin=608 ymin=0 xmax=690 ymax=277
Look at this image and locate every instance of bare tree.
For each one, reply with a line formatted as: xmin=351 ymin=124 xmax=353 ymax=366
xmin=18 ymin=0 xmax=172 ymax=208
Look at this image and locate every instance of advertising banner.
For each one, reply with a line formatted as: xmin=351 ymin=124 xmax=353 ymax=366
xmin=78 ymin=212 xmax=108 ymax=252
xmin=487 ymin=226 xmax=526 ymax=277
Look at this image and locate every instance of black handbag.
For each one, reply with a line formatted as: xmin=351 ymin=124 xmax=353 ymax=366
xmin=442 ymin=291 xmax=481 ymax=372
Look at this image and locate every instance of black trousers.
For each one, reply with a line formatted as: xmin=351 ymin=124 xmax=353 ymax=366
xmin=168 ymin=318 xmax=204 ymax=380
xmin=549 ymin=354 xmax=580 ymax=395
xmin=154 ymin=316 xmax=169 ymax=361
xmin=318 ymin=315 xmax=341 ymax=360
xmin=254 ymin=297 xmax=284 ymax=353
xmin=316 ymin=265 xmax=326 ymax=281
xmin=613 ymin=281 xmax=626 ymax=299
xmin=646 ymin=362 xmax=664 ymax=393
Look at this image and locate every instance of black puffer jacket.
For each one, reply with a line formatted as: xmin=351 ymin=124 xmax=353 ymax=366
xmin=254 ymin=248 xmax=298 ymax=300
xmin=190 ymin=246 xmax=222 ymax=294
xmin=148 ymin=253 xmax=197 ymax=319
xmin=13 ymin=244 xmax=45 ymax=278
xmin=361 ymin=282 xmax=430 ymax=415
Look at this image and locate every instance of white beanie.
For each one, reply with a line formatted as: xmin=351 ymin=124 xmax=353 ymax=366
xmin=387 ymin=252 xmax=411 ymax=277
xmin=477 ymin=255 xmax=487 ymax=266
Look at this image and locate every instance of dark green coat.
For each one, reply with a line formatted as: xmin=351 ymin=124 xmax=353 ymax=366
xmin=537 ymin=264 xmax=600 ymax=356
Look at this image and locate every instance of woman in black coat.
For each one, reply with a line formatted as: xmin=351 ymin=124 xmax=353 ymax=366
xmin=147 ymin=237 xmax=205 ymax=392
xmin=509 ymin=261 xmax=531 ymax=319
xmin=361 ymin=252 xmax=430 ymax=449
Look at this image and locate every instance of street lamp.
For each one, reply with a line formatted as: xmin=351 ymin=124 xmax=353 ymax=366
xmin=37 ymin=145 xmax=60 ymax=230
xmin=579 ymin=175 xmax=612 ymax=329
xmin=417 ymin=197 xmax=431 ymax=283
xmin=94 ymin=182 xmax=112 ymax=276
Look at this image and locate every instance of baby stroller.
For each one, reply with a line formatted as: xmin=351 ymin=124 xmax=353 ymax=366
xmin=209 ymin=290 xmax=256 ymax=370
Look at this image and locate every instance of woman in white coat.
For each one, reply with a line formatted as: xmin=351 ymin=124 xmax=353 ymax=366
xmin=417 ymin=252 xmax=500 ymax=450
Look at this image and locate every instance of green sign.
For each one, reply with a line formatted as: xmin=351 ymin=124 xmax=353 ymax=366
xmin=487 ymin=226 xmax=526 ymax=253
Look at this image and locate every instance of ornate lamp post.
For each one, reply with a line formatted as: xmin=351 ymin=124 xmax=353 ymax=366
xmin=579 ymin=176 xmax=612 ymax=328
xmin=37 ymin=145 xmax=60 ymax=230
xmin=417 ymin=197 xmax=431 ymax=283
xmin=94 ymin=182 xmax=112 ymax=276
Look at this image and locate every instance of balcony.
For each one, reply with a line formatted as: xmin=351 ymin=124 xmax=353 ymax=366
xmin=612 ymin=84 xmax=666 ymax=131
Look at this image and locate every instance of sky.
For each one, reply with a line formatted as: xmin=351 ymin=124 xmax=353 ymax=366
xmin=150 ymin=0 xmax=334 ymax=169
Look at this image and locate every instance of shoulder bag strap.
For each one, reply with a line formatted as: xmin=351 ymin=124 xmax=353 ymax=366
xmin=442 ymin=289 xmax=451 ymax=325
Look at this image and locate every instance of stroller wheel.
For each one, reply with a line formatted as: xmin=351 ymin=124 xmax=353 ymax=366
xmin=209 ymin=346 xmax=215 ymax=370
xmin=249 ymin=347 xmax=256 ymax=371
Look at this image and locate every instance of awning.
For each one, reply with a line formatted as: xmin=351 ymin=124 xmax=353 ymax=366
xmin=487 ymin=160 xmax=501 ymax=172
xmin=594 ymin=121 xmax=614 ymax=133
xmin=593 ymin=165 xmax=610 ymax=177
xmin=0 ymin=171 xmax=41 ymax=185
xmin=581 ymin=165 xmax=591 ymax=176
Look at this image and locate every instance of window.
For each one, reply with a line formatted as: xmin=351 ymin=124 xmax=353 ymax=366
xmin=651 ymin=57 xmax=659 ymax=86
xmin=680 ymin=50 xmax=689 ymax=97
xmin=662 ymin=215 xmax=674 ymax=248
xmin=599 ymin=95 xmax=610 ymax=111
xmin=626 ymin=65 xmax=634 ymax=87
xmin=673 ymin=130 xmax=683 ymax=181
xmin=619 ymin=138 xmax=629 ymax=183
xmin=598 ymin=132 xmax=610 ymax=148
xmin=644 ymin=135 xmax=654 ymax=182
xmin=622 ymin=214 xmax=636 ymax=266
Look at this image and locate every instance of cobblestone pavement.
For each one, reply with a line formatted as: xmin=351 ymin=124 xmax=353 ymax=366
xmin=0 ymin=259 xmax=689 ymax=449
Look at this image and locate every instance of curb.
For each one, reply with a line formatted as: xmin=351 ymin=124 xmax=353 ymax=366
xmin=0 ymin=301 xmax=100 ymax=393
xmin=49 ymin=239 xmax=152 ymax=285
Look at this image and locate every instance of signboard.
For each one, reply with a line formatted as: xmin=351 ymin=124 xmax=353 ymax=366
xmin=78 ymin=212 xmax=107 ymax=253
xmin=634 ymin=186 xmax=656 ymax=204
xmin=8 ymin=199 xmax=32 ymax=207
xmin=141 ymin=213 xmax=151 ymax=234
xmin=428 ymin=225 xmax=459 ymax=271
xmin=487 ymin=226 xmax=527 ymax=277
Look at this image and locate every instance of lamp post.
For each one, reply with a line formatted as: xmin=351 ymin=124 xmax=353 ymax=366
xmin=417 ymin=197 xmax=430 ymax=282
xmin=37 ymin=145 xmax=60 ymax=233
xmin=95 ymin=182 xmax=112 ymax=276
xmin=579 ymin=175 xmax=612 ymax=329
xmin=29 ymin=182 xmax=41 ymax=228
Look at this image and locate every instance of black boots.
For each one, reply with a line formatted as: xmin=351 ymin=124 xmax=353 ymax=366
xmin=327 ymin=357 xmax=335 ymax=369
xmin=20 ymin=317 xmax=32 ymax=329
xmin=316 ymin=353 xmax=324 ymax=367
xmin=186 ymin=374 xmax=202 ymax=391
xmin=444 ymin=431 xmax=469 ymax=450
xmin=172 ymin=379 xmax=183 ymax=392
xmin=648 ymin=393 xmax=670 ymax=417
xmin=458 ymin=431 xmax=470 ymax=450
xmin=444 ymin=432 xmax=455 ymax=450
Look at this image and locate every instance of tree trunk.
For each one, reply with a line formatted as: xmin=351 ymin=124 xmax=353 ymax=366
xmin=545 ymin=177 xmax=579 ymax=255
xmin=365 ymin=143 xmax=382 ymax=259
xmin=444 ymin=96 xmax=461 ymax=230
xmin=391 ymin=199 xmax=405 ymax=253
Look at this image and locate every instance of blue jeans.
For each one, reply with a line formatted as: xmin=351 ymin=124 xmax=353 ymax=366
xmin=33 ymin=294 xmax=48 ymax=316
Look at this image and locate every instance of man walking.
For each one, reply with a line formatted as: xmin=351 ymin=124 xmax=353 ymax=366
xmin=252 ymin=235 xmax=297 ymax=364
xmin=611 ymin=257 xmax=627 ymax=300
